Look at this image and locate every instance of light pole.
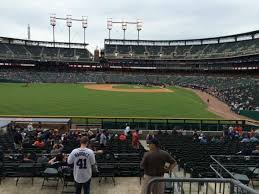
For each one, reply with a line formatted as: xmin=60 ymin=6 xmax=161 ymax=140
xmin=66 ymin=15 xmax=72 ymax=48
xmin=122 ymin=19 xmax=127 ymax=41
xmin=107 ymin=18 xmax=112 ymax=41
xmin=82 ymin=16 xmax=88 ymax=48
xmin=50 ymin=14 xmax=56 ymax=46
xmin=137 ymin=19 xmax=142 ymax=43
xmin=107 ymin=18 xmax=143 ymax=41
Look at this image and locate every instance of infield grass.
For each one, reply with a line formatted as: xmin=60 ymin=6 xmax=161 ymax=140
xmin=0 ymin=83 xmax=219 ymax=118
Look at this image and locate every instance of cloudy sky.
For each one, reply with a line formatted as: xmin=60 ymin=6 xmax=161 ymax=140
xmin=1 ymin=0 xmax=259 ymax=52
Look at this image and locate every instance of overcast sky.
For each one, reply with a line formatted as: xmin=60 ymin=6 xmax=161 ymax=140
xmin=1 ymin=0 xmax=259 ymax=52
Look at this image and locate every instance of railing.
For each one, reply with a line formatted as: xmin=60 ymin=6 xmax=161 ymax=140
xmin=0 ymin=115 xmax=254 ymax=131
xmin=144 ymin=178 xmax=259 ymax=194
xmin=210 ymin=155 xmax=259 ymax=187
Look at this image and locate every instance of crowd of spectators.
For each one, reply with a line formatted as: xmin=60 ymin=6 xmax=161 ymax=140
xmin=7 ymin=122 xmax=142 ymax=166
xmin=180 ymin=76 xmax=259 ymax=112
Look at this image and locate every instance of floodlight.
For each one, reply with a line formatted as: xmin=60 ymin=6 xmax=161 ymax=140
xmin=50 ymin=14 xmax=56 ymax=26
xmin=107 ymin=18 xmax=112 ymax=30
xmin=82 ymin=16 xmax=88 ymax=28
xmin=66 ymin=15 xmax=72 ymax=27
xmin=122 ymin=19 xmax=127 ymax=30
xmin=137 ymin=19 xmax=142 ymax=31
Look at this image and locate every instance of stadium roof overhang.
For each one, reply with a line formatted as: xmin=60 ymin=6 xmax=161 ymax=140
xmin=0 ymin=36 xmax=89 ymax=49
xmin=104 ymin=30 xmax=259 ymax=46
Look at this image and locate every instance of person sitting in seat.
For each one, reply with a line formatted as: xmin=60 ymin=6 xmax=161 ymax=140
xmin=37 ymin=154 xmax=49 ymax=164
xmin=241 ymin=135 xmax=250 ymax=143
xmin=23 ymin=153 xmax=34 ymax=163
xmin=50 ymin=143 xmax=64 ymax=156
xmin=119 ymin=133 xmax=127 ymax=141
xmin=146 ymin=131 xmax=154 ymax=144
xmin=14 ymin=129 xmax=23 ymax=150
xmin=100 ymin=130 xmax=107 ymax=148
xmin=32 ymin=138 xmax=45 ymax=148
xmin=252 ymin=143 xmax=259 ymax=154
xmin=48 ymin=153 xmax=66 ymax=168
xmin=132 ymin=129 xmax=140 ymax=149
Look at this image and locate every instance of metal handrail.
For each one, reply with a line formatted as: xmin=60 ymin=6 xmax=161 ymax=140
xmin=144 ymin=177 xmax=259 ymax=194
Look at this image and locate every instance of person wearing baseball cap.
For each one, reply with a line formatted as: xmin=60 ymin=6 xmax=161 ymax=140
xmin=141 ymin=137 xmax=176 ymax=194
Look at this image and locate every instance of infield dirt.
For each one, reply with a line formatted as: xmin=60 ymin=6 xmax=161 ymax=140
xmin=84 ymin=84 xmax=173 ymax=93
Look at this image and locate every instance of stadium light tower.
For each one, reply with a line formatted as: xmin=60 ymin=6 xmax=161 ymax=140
xmin=66 ymin=15 xmax=72 ymax=48
xmin=50 ymin=14 xmax=56 ymax=46
xmin=82 ymin=16 xmax=88 ymax=47
xmin=122 ymin=19 xmax=127 ymax=40
xmin=107 ymin=18 xmax=112 ymax=40
xmin=137 ymin=19 xmax=142 ymax=42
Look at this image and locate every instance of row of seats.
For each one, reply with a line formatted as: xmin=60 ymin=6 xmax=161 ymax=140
xmin=104 ymin=38 xmax=259 ymax=59
xmin=0 ymin=43 xmax=92 ymax=62
xmin=0 ymin=132 xmax=145 ymax=179
xmin=157 ymin=134 xmax=259 ymax=179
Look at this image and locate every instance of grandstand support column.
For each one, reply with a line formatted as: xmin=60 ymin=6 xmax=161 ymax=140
xmin=123 ymin=29 xmax=126 ymax=40
xmin=68 ymin=27 xmax=71 ymax=48
xmin=122 ymin=19 xmax=127 ymax=41
xmin=83 ymin=27 xmax=86 ymax=47
xmin=52 ymin=26 xmax=55 ymax=46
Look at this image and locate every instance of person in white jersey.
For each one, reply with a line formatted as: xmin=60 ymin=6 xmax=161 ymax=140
xmin=68 ymin=136 xmax=96 ymax=194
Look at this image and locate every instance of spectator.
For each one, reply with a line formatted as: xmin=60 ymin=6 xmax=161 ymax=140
xmin=37 ymin=154 xmax=49 ymax=164
xmin=124 ymin=124 xmax=130 ymax=136
xmin=250 ymin=136 xmax=259 ymax=143
xmin=14 ymin=130 xmax=23 ymax=150
xmin=241 ymin=135 xmax=250 ymax=143
xmin=100 ymin=130 xmax=107 ymax=147
xmin=32 ymin=138 xmax=45 ymax=148
xmin=87 ymin=129 xmax=95 ymax=139
xmin=248 ymin=129 xmax=256 ymax=138
xmin=211 ymin=136 xmax=220 ymax=143
xmin=140 ymin=138 xmax=176 ymax=194
xmin=119 ymin=133 xmax=127 ymax=141
xmin=48 ymin=153 xmax=65 ymax=167
xmin=192 ymin=130 xmax=199 ymax=141
xmin=68 ymin=136 xmax=97 ymax=194
xmin=252 ymin=143 xmax=259 ymax=154
xmin=50 ymin=143 xmax=64 ymax=156
xmin=23 ymin=153 xmax=34 ymax=163
xmin=132 ymin=129 xmax=140 ymax=149
xmin=27 ymin=122 xmax=34 ymax=131
xmin=146 ymin=131 xmax=154 ymax=144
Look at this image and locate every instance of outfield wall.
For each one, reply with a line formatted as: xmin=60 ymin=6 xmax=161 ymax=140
xmin=1 ymin=115 xmax=257 ymax=131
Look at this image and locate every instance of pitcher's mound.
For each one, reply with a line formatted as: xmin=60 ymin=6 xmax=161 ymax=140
xmin=84 ymin=84 xmax=173 ymax=93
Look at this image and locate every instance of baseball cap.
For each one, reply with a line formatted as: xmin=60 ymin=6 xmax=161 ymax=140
xmin=147 ymin=138 xmax=160 ymax=146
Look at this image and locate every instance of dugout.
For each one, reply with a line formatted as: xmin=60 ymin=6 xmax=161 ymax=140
xmin=0 ymin=117 xmax=71 ymax=131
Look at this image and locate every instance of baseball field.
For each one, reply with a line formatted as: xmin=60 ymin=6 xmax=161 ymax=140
xmin=0 ymin=83 xmax=219 ymax=118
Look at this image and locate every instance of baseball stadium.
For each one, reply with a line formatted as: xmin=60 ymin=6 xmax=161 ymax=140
xmin=0 ymin=2 xmax=259 ymax=194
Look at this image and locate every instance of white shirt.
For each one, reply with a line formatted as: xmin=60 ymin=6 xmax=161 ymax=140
xmin=124 ymin=126 xmax=130 ymax=135
xmin=67 ymin=147 xmax=96 ymax=183
xmin=100 ymin=133 xmax=107 ymax=145
xmin=27 ymin=124 xmax=33 ymax=131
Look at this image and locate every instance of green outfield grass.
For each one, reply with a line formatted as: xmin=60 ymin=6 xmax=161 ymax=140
xmin=0 ymin=83 xmax=219 ymax=118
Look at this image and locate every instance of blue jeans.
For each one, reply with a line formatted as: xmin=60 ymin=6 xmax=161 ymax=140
xmin=75 ymin=179 xmax=91 ymax=194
